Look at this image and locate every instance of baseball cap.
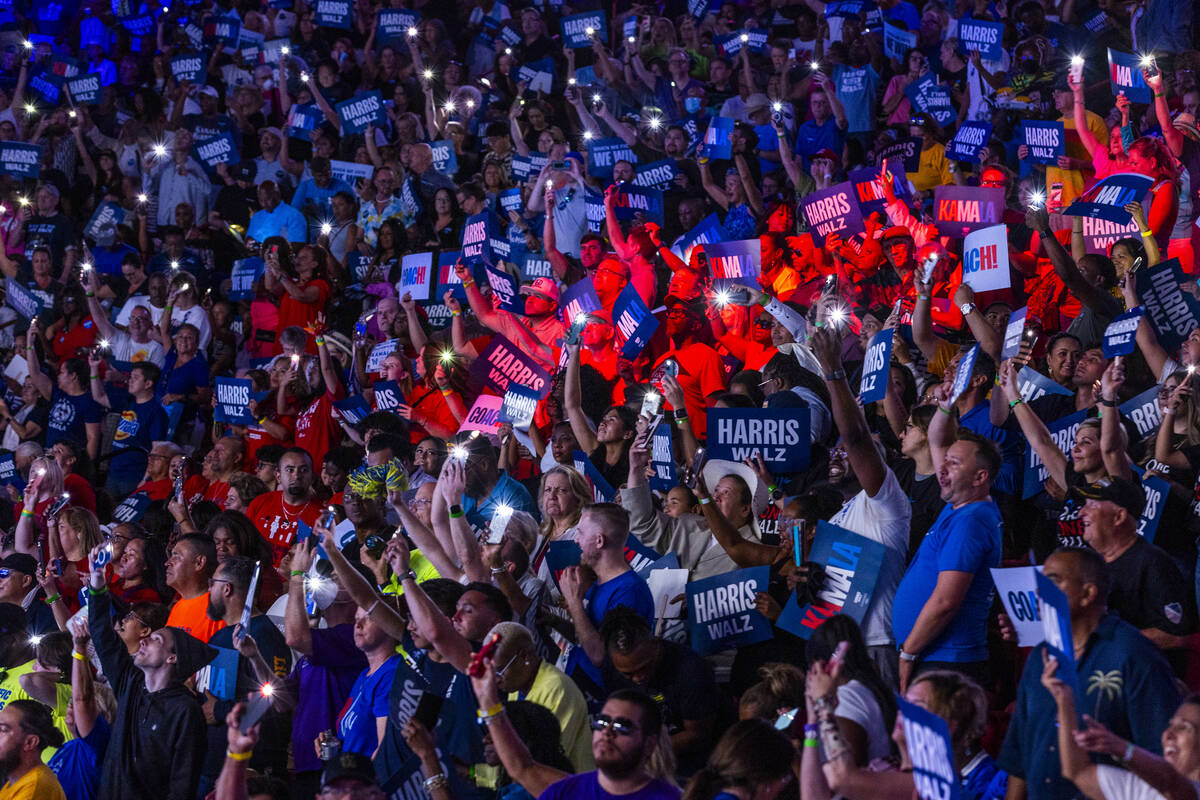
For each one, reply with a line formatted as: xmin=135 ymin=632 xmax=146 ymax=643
xmin=881 ymin=225 xmax=912 ymax=241
xmin=260 ymin=126 xmax=283 ymax=142
xmin=197 ymin=85 xmax=220 ymax=99
xmin=0 ymin=554 xmax=37 ymax=577
xmin=664 ymin=293 xmax=705 ymax=317
xmin=1073 ymin=476 xmax=1146 ymax=518
xmin=519 ymin=277 xmax=560 ymax=303
xmin=232 ymin=161 xmax=257 ymax=182
xmin=811 ymin=148 xmax=840 ymax=165
xmin=744 ymin=93 xmax=771 ymax=113
xmin=1174 ymin=112 xmax=1200 ymax=142
xmin=981 ymin=167 xmax=1008 ymax=186
xmin=322 ymin=752 xmax=380 ymax=789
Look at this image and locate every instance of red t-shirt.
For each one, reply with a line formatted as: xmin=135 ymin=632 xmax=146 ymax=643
xmin=136 ymin=478 xmax=172 ymax=502
xmin=403 ymin=386 xmax=459 ymax=443
xmin=652 ymin=341 xmax=727 ymax=439
xmin=52 ymin=317 xmax=99 ymax=362
xmin=277 ymin=279 xmax=331 ymax=354
xmin=202 ymin=480 xmax=230 ymax=508
xmin=245 ymin=491 xmax=323 ymax=565
xmin=64 ymin=474 xmax=96 ymax=512
xmin=245 ymin=415 xmax=296 ymax=466
xmin=296 ymin=389 xmax=345 ymax=469
xmin=183 ymin=475 xmax=209 ymax=507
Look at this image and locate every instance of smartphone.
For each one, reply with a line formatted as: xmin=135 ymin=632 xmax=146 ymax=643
xmin=46 ymin=492 xmax=70 ymax=517
xmin=413 ymin=691 xmax=445 ymax=729
xmin=634 ymin=412 xmax=663 ymax=450
xmin=1144 ymin=55 xmax=1160 ymax=79
xmin=660 ymin=359 xmax=679 ymax=379
xmin=640 ymin=391 xmax=663 ymax=419
xmin=723 ymin=287 xmax=750 ymax=306
xmin=551 ymin=160 xmax=567 ymax=170
xmin=173 ymin=473 xmax=184 ymax=500
xmin=364 ymin=535 xmax=386 ymax=558
xmin=488 ymin=504 xmax=514 ymax=544
xmin=563 ymin=313 xmax=589 ymax=346
xmin=239 ymin=690 xmax=272 ymax=734
xmin=921 ymin=251 xmax=939 ymax=284
xmin=823 ymin=274 xmax=838 ymax=294
xmin=468 ymin=632 xmax=502 ymax=677
xmin=93 ymin=542 xmax=113 ymax=568
xmin=684 ymin=447 xmax=707 ymax=489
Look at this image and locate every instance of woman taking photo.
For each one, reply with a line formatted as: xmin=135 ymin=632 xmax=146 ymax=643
xmin=14 ymin=456 xmax=66 ymax=558
xmin=264 ymin=239 xmax=331 ymax=353
xmin=156 ymin=271 xmax=212 ymax=352
xmin=41 ymin=506 xmax=104 ymax=615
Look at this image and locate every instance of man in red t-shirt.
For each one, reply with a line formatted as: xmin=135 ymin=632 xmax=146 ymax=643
xmin=295 ymin=338 xmax=347 ymax=469
xmin=200 ymin=437 xmax=245 ymax=507
xmin=245 ymin=448 xmax=323 ymax=565
xmin=652 ymin=295 xmax=728 ymax=439
xmin=134 ymin=441 xmax=181 ymax=501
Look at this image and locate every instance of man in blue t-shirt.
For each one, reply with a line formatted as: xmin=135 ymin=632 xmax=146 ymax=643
xmin=31 ymin=356 xmax=104 ymax=461
xmin=794 ymin=83 xmax=847 ymax=169
xmin=892 ymin=419 xmax=1003 ymax=691
xmin=89 ymin=359 xmax=169 ymax=498
xmin=832 ymin=55 xmax=881 ymax=137
xmin=561 ymin=504 xmax=654 ymax=700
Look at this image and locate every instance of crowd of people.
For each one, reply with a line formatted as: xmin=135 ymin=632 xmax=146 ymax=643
xmin=0 ymin=0 xmax=1197 ymax=799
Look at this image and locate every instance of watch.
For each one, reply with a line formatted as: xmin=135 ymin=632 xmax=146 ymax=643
xmin=769 ymin=487 xmax=784 ymax=502
xmin=959 ymin=302 xmax=977 ymax=316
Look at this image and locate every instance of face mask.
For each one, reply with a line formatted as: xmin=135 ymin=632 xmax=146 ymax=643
xmin=685 ymin=97 xmax=702 ymax=114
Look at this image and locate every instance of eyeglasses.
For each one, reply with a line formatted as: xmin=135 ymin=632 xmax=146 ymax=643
xmin=754 ymin=318 xmax=773 ymax=328
xmin=495 ymin=650 xmax=525 ymax=680
xmin=208 ymin=578 xmax=231 ymax=588
xmin=590 ymin=714 xmax=639 ymax=736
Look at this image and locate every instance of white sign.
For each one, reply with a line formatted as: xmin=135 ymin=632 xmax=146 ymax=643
xmin=961 ymin=224 xmax=1010 ymax=292
xmin=990 ymin=566 xmax=1044 ymax=646
xmin=366 ymin=339 xmax=400 ymax=373
xmin=397 ymin=252 xmax=434 ymax=301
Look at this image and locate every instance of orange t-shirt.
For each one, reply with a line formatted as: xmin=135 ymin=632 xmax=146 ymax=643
xmin=166 ymin=593 xmax=226 ymax=642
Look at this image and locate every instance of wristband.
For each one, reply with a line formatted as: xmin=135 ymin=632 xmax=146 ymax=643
xmin=1120 ymin=741 xmax=1136 ymax=764
xmin=424 ymin=774 xmax=449 ymax=790
xmin=477 ymin=703 xmax=504 ymax=719
xmin=699 ymin=497 xmax=711 ymax=505
xmin=803 ymin=723 xmax=819 ymax=737
xmin=258 ymin=417 xmax=269 ymax=426
xmin=449 ymin=504 xmax=464 ymax=518
xmin=90 ymin=375 xmax=100 ymax=380
xmin=71 ymin=650 xmax=87 ymax=661
xmin=451 ymin=309 xmax=461 ymax=317
xmin=1099 ymin=398 xmax=1117 ymax=407
xmin=823 ymin=369 xmax=846 ymax=382
xmin=917 ymin=294 xmax=930 ymax=301
xmin=899 ymin=648 xmax=918 ymax=662
xmin=440 ymin=388 xmax=453 ymax=396
xmin=315 ymin=336 xmax=325 ymax=346
xmin=1009 ymin=398 xmax=1024 ymax=409
xmin=85 ymin=292 xmax=95 ymax=298
xmin=461 ymin=278 xmax=475 ymax=288
xmin=767 ymin=484 xmax=778 ymax=494
xmin=938 ymin=405 xmax=953 ymax=415
xmin=1164 ymin=408 xmax=1177 ymax=416
xmin=673 ymin=415 xmax=689 ymax=426
xmin=803 ymin=738 xmax=819 ymax=748
xmin=20 ymin=508 xmax=33 ymax=517
xmin=44 ymin=594 xmax=60 ymax=605
xmin=88 ymin=585 xmax=107 ymax=596
xmin=290 ymin=569 xmax=306 ymax=577
xmin=226 ymin=750 xmax=253 ymax=762
xmin=1154 ymin=93 xmax=1165 ymax=98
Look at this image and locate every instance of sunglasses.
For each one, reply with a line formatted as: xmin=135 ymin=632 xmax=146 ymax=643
xmin=0 ymin=569 xmax=10 ymax=579
xmin=754 ymin=318 xmax=773 ymax=328
xmin=591 ymin=714 xmax=639 ymax=736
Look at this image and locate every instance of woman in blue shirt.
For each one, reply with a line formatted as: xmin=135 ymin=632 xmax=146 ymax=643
xmin=158 ymin=323 xmax=209 ymax=405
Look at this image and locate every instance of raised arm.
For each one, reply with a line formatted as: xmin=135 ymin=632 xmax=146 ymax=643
xmin=318 ymin=520 xmax=407 ymax=642
xmin=1027 ymin=207 xmax=1106 ymax=312
xmin=24 ymin=328 xmax=52 ymax=401
xmin=563 ymin=343 xmax=599 ymax=452
xmin=542 ymin=187 xmax=571 ymax=282
xmin=283 ymin=540 xmax=317 ymax=655
xmin=470 ymin=662 xmax=568 ymax=797
xmin=999 ymin=360 xmax=1070 ymax=490
xmin=1098 ymin=358 xmax=1133 ymax=480
xmin=1070 ymin=77 xmax=1102 ymax=159
xmin=955 ymin=283 xmax=1002 ymax=361
xmin=811 ymin=326 xmax=887 ymax=496
xmin=1041 ymin=653 xmax=1105 ymax=800
xmin=384 ymin=538 xmax=474 ymax=672
xmin=83 ymin=269 xmax=118 ymax=342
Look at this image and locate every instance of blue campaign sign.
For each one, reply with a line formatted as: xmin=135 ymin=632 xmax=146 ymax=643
xmin=848 ymin=164 xmax=909 ymax=219
xmin=111 ymin=492 xmax=151 ymax=523
xmin=877 ymin=136 xmax=922 ymax=172
xmin=1020 ymin=120 xmax=1065 ymax=165
xmin=1001 ymin=307 xmax=1028 ymax=360
xmin=545 ymin=540 xmax=582 ymax=589
xmin=623 ymin=535 xmax=661 ymax=576
xmin=1024 ymin=411 xmax=1086 ymax=498
xmin=825 ymin=0 xmax=864 ymax=17
xmin=336 ymin=91 xmax=385 ymax=135
xmin=333 ymin=395 xmax=370 ymax=426
xmin=633 ymin=158 xmax=678 ymax=190
xmin=461 ymin=210 xmax=499 ymax=267
xmin=203 ymin=16 xmax=241 ymax=47
xmin=949 ymin=344 xmax=979 ymax=405
xmin=27 ymin=68 xmax=63 ymax=106
xmin=707 ymin=407 xmax=812 ymax=471
xmin=587 ymin=138 xmax=636 ymax=182
xmin=776 ymin=521 xmax=888 ymax=639
xmin=670 ymin=213 xmax=727 ymax=262
xmin=484 ymin=265 xmax=524 ymax=314
xmin=687 ymin=566 xmax=773 ymax=656
xmin=170 ymin=53 xmax=206 ymax=84
xmin=859 ymin=328 xmax=893 ymax=403
xmin=904 ymin=74 xmax=955 ymax=127
xmin=499 ymin=384 xmax=540 ymax=430
xmin=1135 ymin=258 xmax=1200 ymax=351
xmin=897 ymin=696 xmax=963 ymax=800
xmin=0 ymin=142 xmax=43 ymax=179
xmin=801 ymin=182 xmax=865 ymax=247
xmin=229 ymin=257 xmax=264 ymax=300
xmin=610 ymin=184 xmax=664 ymax=224
xmin=313 ymin=0 xmax=352 ymax=29
xmin=214 ymin=378 xmax=255 ymax=425
xmin=83 ymin=202 xmax=127 ymax=247
xmin=1102 ymin=308 xmax=1144 ymax=357
xmin=499 ymin=188 xmax=523 ymax=215
xmin=1017 ymin=365 xmax=1074 ymax=401
xmin=559 ymin=278 xmax=602 ymax=324
xmin=430 ymin=140 xmax=457 ymax=176
xmin=650 ymin=422 xmax=677 ymax=492
xmin=571 ymin=450 xmax=616 ymax=502
xmin=377 ymin=8 xmax=418 ymax=45
xmin=1107 ymin=48 xmax=1152 ymax=104
xmin=66 ymin=73 xmax=101 ymax=105
xmin=1065 ymin=172 xmax=1156 ymax=224
xmin=561 ymin=10 xmax=606 ymax=48
xmin=882 ymin=23 xmax=916 ymax=61
xmin=469 ymin=334 xmax=553 ymax=398
xmin=612 ymin=282 xmax=658 ymax=359
xmin=956 ymin=18 xmax=1004 ymax=61
xmin=5 ymin=279 xmax=48 ymax=320
xmin=945 ymin=121 xmax=993 ymax=163
xmin=202 ymin=647 xmax=241 ymax=700
xmin=0 ymin=452 xmax=24 ymax=492
xmin=1120 ymin=385 xmax=1163 ymax=439
xmin=521 ymin=252 xmax=553 ymax=280
xmin=702 ymin=117 xmax=735 ymax=160
xmin=707 ymin=239 xmax=762 ymax=288
xmin=1134 ymin=469 xmax=1168 ymax=543
xmin=933 ymin=185 xmax=1005 ymax=237
xmin=193 ymin=131 xmax=239 ymax=172
xmin=1035 ymin=570 xmax=1076 ymax=672
xmin=373 ymin=380 xmax=405 ymax=413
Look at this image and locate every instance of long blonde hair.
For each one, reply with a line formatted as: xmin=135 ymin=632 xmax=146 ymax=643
xmin=28 ymin=457 xmax=63 ymax=501
xmin=536 ymin=466 xmax=591 ymax=539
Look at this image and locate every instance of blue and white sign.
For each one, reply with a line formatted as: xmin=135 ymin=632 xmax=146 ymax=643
xmin=203 ymin=16 xmax=241 ymax=47
xmin=956 ymin=18 xmax=1004 ymax=61
xmin=372 ymin=380 xmax=404 ymax=412
xmin=484 ymin=264 xmax=524 ymax=314
xmin=933 ymin=185 xmax=1005 ymax=237
xmin=469 ymin=335 xmax=553 ymax=398
xmin=1134 ymin=258 xmax=1200 ymax=351
xmin=430 ymin=140 xmax=457 ymax=176
xmin=633 ymin=159 xmax=678 ymax=190
xmin=83 ymin=202 xmax=126 ymax=247
xmin=670 ymin=213 xmax=727 ymax=262
xmin=707 ymin=239 xmax=762 ymax=288
xmin=882 ymin=23 xmax=916 ymax=61
xmin=193 ymin=131 xmax=239 ymax=171
xmin=1024 ymin=410 xmax=1086 ymax=498
xmin=286 ymin=104 xmax=323 ymax=141
xmin=948 ymin=344 xmax=979 ymax=405
xmin=587 ymin=138 xmax=636 ymax=182
xmin=559 ymin=278 xmax=602 ymax=324
xmin=702 ymin=117 xmax=735 ymax=160
xmin=0 ymin=453 xmax=23 ymax=491
xmin=0 ymin=142 xmax=42 ymax=179
xmin=707 ymin=407 xmax=812 ymax=471
xmin=1107 ymin=48 xmax=1152 ymax=104
xmin=1020 ymin=120 xmax=1065 ymax=165
xmin=650 ymin=422 xmax=676 ymax=491
xmin=802 ymin=182 xmax=864 ymax=248
xmin=214 ymin=377 xmax=255 ymax=424
xmin=170 ymin=53 xmax=206 ymax=83
xmin=377 ymin=8 xmax=419 ymax=45
xmin=991 ymin=566 xmax=1043 ymax=646
xmin=612 ymin=283 xmax=658 ymax=359
xmin=561 ymin=10 xmax=606 ymax=48
xmin=687 ymin=566 xmax=773 ymax=656
xmin=1065 ymin=172 xmax=1156 ymax=224
xmin=111 ymin=492 xmax=151 ymax=523
xmin=1017 ymin=365 xmax=1073 ymax=402
xmin=334 ymin=395 xmax=371 ymax=426
xmin=897 ymin=696 xmax=963 ymax=800
xmin=776 ymin=521 xmax=888 ymax=639
xmin=461 ymin=210 xmax=499 ymax=267
xmin=1036 ymin=570 xmax=1075 ymax=672
xmin=571 ymin=450 xmax=616 ymax=502
xmin=66 ymin=73 xmax=101 ymax=104
xmin=848 ymin=163 xmax=909 ymax=218
xmin=229 ymin=257 xmax=264 ymax=301
xmin=314 ymin=0 xmax=352 ymax=29
xmin=1136 ymin=472 xmax=1168 ymax=543
xmin=498 ymin=384 xmax=540 ymax=431
xmin=904 ymin=73 xmax=955 ymax=127
xmin=609 ymin=184 xmax=664 ymax=224
xmin=5 ymin=279 xmax=47 ymax=319
xmin=1001 ymin=307 xmax=1028 ymax=360
xmin=945 ymin=121 xmax=993 ymax=163
xmin=335 ymin=90 xmax=385 ymax=135
xmin=1102 ymin=307 xmax=1144 ymax=357
xmin=1120 ymin=385 xmax=1162 ymax=439
xmin=961 ymin=224 xmax=1010 ymax=292
xmin=859 ymin=328 xmax=893 ymax=403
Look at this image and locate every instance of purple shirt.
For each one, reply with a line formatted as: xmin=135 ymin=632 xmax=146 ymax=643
xmin=539 ymin=773 xmax=680 ymax=800
xmin=289 ymin=623 xmax=368 ymax=773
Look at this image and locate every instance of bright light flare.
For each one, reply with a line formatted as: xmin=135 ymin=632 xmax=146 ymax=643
xmin=17 ymin=196 xmax=29 ymax=207
xmin=443 ymin=99 xmax=456 ymax=113
xmin=300 ymin=71 xmax=310 ymax=83
xmin=772 ymin=101 xmax=782 ymax=111
xmin=1070 ymin=55 xmax=1084 ymax=66
xmin=406 ymin=26 xmax=417 ymax=37
xmin=260 ymin=683 xmax=274 ymax=696
xmin=22 ymin=40 xmax=33 ymax=50
xmin=137 ymin=193 xmax=148 ymax=204
xmin=439 ymin=350 xmax=454 ymax=364
xmin=152 ymin=142 xmax=167 ymax=158
xmin=98 ymin=339 xmax=109 ymax=349
xmin=714 ymin=289 xmax=731 ymax=306
xmin=281 ymin=46 xmax=290 ymax=55
xmin=583 ymin=130 xmax=594 ymax=140
xmin=591 ymin=94 xmax=601 ymax=103
xmin=23 ymin=103 xmax=36 ymax=115
xmin=585 ymin=26 xmax=595 ymax=35
xmin=1028 ymin=190 xmax=1045 ymax=209
xmin=450 ymin=445 xmax=469 ymax=460
xmin=646 ymin=116 xmax=662 ymax=130
xmin=422 ymin=68 xmax=434 ymax=80
xmin=574 ymin=312 xmax=589 ymax=325
xmin=1139 ymin=54 xmax=1155 ymax=68
xmin=740 ymin=33 xmax=749 ymax=42
xmin=810 ymin=61 xmax=821 ymax=71
xmin=319 ymin=220 xmax=333 ymax=236
xmin=28 ymin=635 xmax=42 ymax=646
xmin=169 ymin=260 xmax=180 ymax=270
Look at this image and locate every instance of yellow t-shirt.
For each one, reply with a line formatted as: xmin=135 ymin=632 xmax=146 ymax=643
xmin=908 ymin=143 xmax=953 ymax=192
xmin=1046 ymin=109 xmax=1109 ymax=207
xmin=0 ymin=764 xmax=66 ymax=800
xmin=508 ymin=660 xmax=594 ymax=772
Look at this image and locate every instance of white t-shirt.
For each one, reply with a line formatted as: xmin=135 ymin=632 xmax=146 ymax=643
xmin=836 ymin=679 xmax=892 ymax=762
xmin=1095 ymin=764 xmax=1200 ymax=800
xmin=827 ymin=469 xmax=912 ymax=647
xmin=116 ymin=296 xmax=166 ymax=327
xmin=111 ymin=331 xmax=166 ymax=368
